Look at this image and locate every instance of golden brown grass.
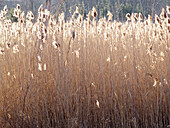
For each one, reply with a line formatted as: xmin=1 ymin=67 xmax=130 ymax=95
xmin=0 ymin=5 xmax=169 ymax=128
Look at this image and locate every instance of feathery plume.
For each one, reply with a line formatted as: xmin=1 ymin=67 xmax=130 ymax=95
xmin=92 ymin=7 xmax=97 ymax=19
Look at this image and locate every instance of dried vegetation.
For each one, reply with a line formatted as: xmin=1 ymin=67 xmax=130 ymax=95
xmin=0 ymin=4 xmax=170 ymax=128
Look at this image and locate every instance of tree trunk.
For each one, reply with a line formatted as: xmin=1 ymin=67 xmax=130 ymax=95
xmin=30 ymin=0 xmax=33 ymax=12
xmin=46 ymin=0 xmax=52 ymax=11
xmin=138 ymin=0 xmax=144 ymax=15
xmin=48 ymin=0 xmax=52 ymax=11
xmin=152 ymin=0 xmax=155 ymax=19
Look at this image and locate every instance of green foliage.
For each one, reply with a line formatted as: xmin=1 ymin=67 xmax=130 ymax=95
xmin=6 ymin=8 xmax=17 ymax=22
xmin=136 ymin=3 xmax=142 ymax=13
xmin=80 ymin=1 xmax=84 ymax=15
xmin=116 ymin=3 xmax=132 ymax=21
xmin=122 ymin=3 xmax=133 ymax=14
xmin=69 ymin=6 xmax=72 ymax=15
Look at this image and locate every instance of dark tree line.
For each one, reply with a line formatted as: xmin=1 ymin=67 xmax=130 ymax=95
xmin=64 ymin=0 xmax=169 ymax=21
xmin=0 ymin=0 xmax=169 ymax=21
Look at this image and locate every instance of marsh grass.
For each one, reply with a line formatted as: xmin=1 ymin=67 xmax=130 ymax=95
xmin=0 ymin=5 xmax=169 ymax=128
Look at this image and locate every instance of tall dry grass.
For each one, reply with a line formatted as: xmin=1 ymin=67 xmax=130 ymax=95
xmin=0 ymin=4 xmax=169 ymax=128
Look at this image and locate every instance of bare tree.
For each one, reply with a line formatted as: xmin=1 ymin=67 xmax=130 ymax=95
xmin=152 ymin=0 xmax=155 ymax=18
xmin=46 ymin=0 xmax=52 ymax=11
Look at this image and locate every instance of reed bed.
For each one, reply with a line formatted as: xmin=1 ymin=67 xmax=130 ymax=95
xmin=0 ymin=4 xmax=169 ymax=128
